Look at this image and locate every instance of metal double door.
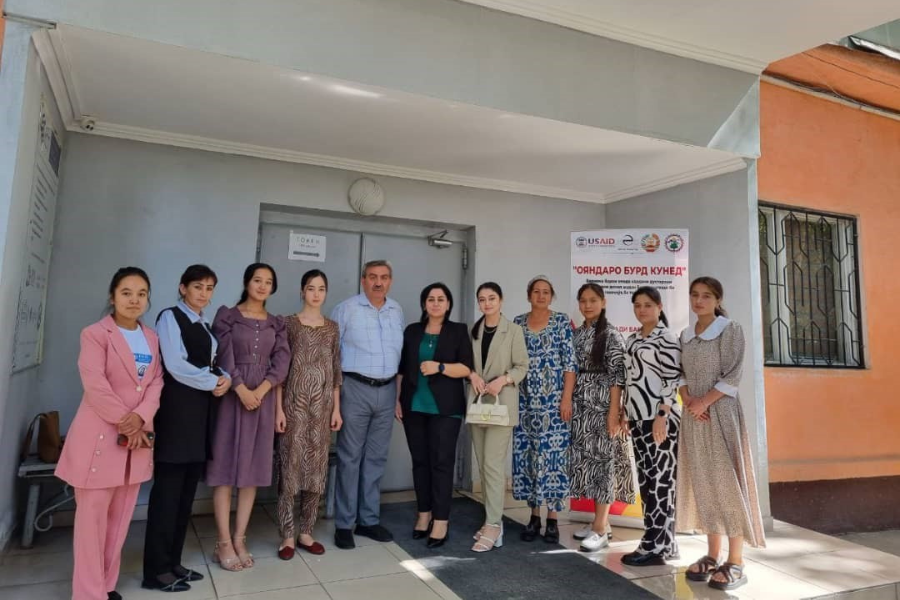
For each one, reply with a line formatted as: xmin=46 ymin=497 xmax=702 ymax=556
xmin=258 ymin=222 xmax=464 ymax=491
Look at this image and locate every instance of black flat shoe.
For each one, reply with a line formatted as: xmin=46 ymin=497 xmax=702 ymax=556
xmin=355 ymin=523 xmax=394 ymax=542
xmin=140 ymin=573 xmax=191 ymax=593
xmin=521 ymin=515 xmax=541 ymax=542
xmin=108 ymin=592 xmax=123 ymax=600
xmin=172 ymin=565 xmax=204 ymax=582
xmin=543 ymin=518 xmax=559 ymax=544
xmin=621 ymin=551 xmax=668 ymax=567
xmin=334 ymin=528 xmax=356 ymax=549
xmin=412 ymin=520 xmax=433 ymax=540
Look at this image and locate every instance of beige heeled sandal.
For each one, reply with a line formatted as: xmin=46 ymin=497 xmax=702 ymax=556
xmin=471 ymin=524 xmax=503 ymax=553
xmin=234 ymin=535 xmax=254 ymax=568
xmin=213 ymin=539 xmax=244 ymax=572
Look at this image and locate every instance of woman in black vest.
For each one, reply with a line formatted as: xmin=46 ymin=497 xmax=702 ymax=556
xmin=395 ymin=283 xmax=474 ymax=548
xmin=142 ymin=265 xmax=231 ymax=592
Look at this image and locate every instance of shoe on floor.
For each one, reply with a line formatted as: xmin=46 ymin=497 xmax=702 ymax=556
xmin=521 ymin=515 xmax=541 ymax=542
xmin=543 ymin=518 xmax=559 ymax=543
xmin=172 ymin=565 xmax=204 ymax=581
xmin=621 ymin=551 xmax=667 ymax=567
xmin=108 ymin=592 xmax=122 ymax=600
xmin=573 ymin=525 xmax=592 ymax=540
xmin=140 ymin=573 xmax=191 ymax=593
xmin=298 ymin=539 xmax=327 ymax=555
xmin=334 ymin=528 xmax=356 ymax=549
xmin=579 ymin=531 xmax=610 ymax=552
xmin=355 ymin=523 xmax=394 ymax=542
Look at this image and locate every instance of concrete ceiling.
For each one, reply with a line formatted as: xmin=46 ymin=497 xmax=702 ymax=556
xmin=36 ymin=25 xmax=746 ymax=204
xmin=460 ymin=0 xmax=900 ymax=72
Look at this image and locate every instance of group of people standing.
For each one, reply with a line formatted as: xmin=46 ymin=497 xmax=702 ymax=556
xmin=54 ymin=257 xmax=764 ymax=600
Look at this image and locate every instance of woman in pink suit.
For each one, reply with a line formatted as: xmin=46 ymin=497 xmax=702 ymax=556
xmin=56 ymin=267 xmax=164 ymax=600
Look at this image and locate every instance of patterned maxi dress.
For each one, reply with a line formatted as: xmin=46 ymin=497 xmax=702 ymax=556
xmin=513 ymin=311 xmax=577 ymax=512
xmin=207 ymin=306 xmax=290 ymax=487
xmin=676 ymin=317 xmax=766 ymax=547
xmin=570 ymin=322 xmax=636 ymax=504
xmin=276 ymin=316 xmax=342 ymax=538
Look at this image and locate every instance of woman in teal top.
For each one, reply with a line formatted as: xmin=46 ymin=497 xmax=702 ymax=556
xmin=396 ymin=282 xmax=474 ymax=548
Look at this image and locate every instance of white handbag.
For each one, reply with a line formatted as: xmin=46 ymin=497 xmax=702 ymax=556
xmin=466 ymin=393 xmax=510 ymax=427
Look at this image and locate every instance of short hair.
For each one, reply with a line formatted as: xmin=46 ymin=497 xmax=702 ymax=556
xmin=362 ymin=259 xmax=392 ymax=278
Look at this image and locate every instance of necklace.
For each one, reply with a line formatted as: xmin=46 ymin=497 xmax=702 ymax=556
xmin=427 ymin=334 xmax=437 ymax=348
xmin=484 ymin=324 xmax=498 ymax=333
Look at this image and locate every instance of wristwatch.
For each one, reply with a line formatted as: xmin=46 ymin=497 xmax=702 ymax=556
xmin=657 ymin=409 xmax=667 ymax=418
xmin=438 ymin=363 xmax=445 ymax=374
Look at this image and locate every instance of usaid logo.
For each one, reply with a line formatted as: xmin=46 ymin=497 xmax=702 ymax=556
xmin=575 ymin=236 xmax=615 ymax=249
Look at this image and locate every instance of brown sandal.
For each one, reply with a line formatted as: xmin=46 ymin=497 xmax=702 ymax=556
xmin=708 ymin=562 xmax=748 ymax=590
xmin=686 ymin=555 xmax=720 ymax=582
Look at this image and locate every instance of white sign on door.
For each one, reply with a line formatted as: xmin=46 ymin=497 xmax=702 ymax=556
xmin=288 ymin=232 xmax=326 ymax=262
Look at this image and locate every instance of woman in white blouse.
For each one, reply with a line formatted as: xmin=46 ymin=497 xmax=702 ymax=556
xmin=621 ymin=286 xmax=682 ymax=568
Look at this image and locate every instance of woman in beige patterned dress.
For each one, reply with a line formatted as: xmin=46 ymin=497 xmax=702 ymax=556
xmin=677 ymin=277 xmax=765 ymax=592
xmin=275 ymin=269 xmax=342 ymax=558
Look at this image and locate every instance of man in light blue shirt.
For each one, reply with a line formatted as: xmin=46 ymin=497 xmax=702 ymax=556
xmin=331 ymin=260 xmax=404 ymax=549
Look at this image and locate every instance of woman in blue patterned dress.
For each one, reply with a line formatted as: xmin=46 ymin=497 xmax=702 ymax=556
xmin=513 ymin=275 xmax=577 ymax=543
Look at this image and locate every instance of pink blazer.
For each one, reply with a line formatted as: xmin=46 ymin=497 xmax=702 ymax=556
xmin=55 ymin=316 xmax=164 ymax=489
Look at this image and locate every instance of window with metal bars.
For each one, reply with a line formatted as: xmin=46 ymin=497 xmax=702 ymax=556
xmin=758 ymin=203 xmax=864 ymax=368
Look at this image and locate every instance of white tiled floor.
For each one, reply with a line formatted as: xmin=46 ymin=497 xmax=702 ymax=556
xmin=3 ymin=492 xmax=899 ymax=600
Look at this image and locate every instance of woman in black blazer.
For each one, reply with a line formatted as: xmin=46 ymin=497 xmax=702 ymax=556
xmin=395 ymin=282 xmax=474 ymax=548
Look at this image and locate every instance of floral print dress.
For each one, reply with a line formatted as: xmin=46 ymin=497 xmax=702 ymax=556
xmin=512 ymin=311 xmax=577 ymax=512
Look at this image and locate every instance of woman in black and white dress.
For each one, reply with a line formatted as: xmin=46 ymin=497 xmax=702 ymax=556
xmin=621 ymin=286 xmax=682 ymax=567
xmin=569 ymin=283 xmax=635 ymax=552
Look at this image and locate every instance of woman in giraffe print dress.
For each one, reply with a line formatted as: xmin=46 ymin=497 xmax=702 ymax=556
xmin=275 ymin=269 xmax=343 ymax=558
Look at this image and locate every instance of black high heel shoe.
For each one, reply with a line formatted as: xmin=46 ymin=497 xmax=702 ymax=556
xmin=543 ymin=518 xmax=559 ymax=543
xmin=427 ymin=523 xmax=450 ymax=549
xmin=521 ymin=515 xmax=542 ymax=542
xmin=412 ymin=520 xmax=433 ymax=540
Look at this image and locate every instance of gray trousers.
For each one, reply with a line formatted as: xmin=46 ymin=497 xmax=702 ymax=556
xmin=335 ymin=376 xmax=397 ymax=529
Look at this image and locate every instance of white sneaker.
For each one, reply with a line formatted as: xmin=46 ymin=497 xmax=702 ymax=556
xmin=573 ymin=525 xmax=592 ymax=540
xmin=579 ymin=531 xmax=610 ymax=552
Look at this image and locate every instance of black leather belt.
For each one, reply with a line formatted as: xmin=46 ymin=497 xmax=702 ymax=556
xmin=343 ymin=372 xmax=395 ymax=387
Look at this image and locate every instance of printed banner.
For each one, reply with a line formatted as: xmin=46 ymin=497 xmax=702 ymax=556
xmin=570 ymin=230 xmax=690 ymax=336
xmin=569 ymin=229 xmax=689 ymax=526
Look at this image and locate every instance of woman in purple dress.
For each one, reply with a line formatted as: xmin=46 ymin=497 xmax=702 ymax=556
xmin=207 ymin=263 xmax=290 ymax=571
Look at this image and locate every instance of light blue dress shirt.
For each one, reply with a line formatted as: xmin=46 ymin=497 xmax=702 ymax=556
xmin=157 ymin=301 xmax=229 ymax=391
xmin=331 ymin=294 xmax=404 ymax=379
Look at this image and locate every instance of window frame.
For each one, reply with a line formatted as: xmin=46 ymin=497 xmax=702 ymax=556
xmin=758 ymin=201 xmax=865 ymax=369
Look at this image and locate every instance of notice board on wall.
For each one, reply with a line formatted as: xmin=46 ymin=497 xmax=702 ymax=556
xmin=12 ymin=98 xmax=61 ymax=373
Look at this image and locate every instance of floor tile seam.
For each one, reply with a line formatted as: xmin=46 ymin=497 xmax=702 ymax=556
xmin=319 ymin=569 xmax=423 ymax=587
xmin=216 ymin=581 xmax=326 ymax=599
xmin=0 ymin=573 xmax=72 ymax=588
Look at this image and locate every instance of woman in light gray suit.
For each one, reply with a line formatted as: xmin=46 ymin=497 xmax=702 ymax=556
xmin=468 ymin=282 xmax=528 ymax=552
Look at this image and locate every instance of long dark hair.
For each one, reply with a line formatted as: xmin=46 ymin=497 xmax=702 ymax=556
xmin=238 ymin=263 xmax=278 ymax=305
xmin=690 ymin=276 xmax=728 ymax=317
xmin=631 ymin=285 xmax=669 ymax=327
xmin=577 ymin=283 xmax=609 ymax=371
xmin=472 ymin=282 xmax=503 ymax=339
xmin=178 ymin=264 xmax=217 ymax=299
xmin=107 ymin=266 xmax=151 ymax=314
xmin=419 ymin=282 xmax=454 ymax=325
xmin=301 ymin=269 xmax=329 ymax=291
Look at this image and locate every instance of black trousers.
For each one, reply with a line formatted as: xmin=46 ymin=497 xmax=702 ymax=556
xmin=142 ymin=461 xmax=204 ymax=581
xmin=403 ymin=412 xmax=461 ymax=521
xmin=631 ymin=417 xmax=679 ymax=557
